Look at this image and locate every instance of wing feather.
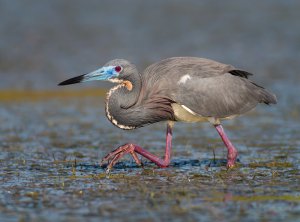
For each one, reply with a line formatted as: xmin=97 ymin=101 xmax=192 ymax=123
xmin=138 ymin=57 xmax=276 ymax=119
xmin=173 ymin=73 xmax=277 ymax=118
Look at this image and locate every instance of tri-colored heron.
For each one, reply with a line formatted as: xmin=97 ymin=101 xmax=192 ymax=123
xmin=59 ymin=57 xmax=277 ymax=173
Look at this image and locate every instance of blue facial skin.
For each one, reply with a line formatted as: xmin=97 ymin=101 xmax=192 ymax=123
xmin=84 ymin=66 xmax=119 ymax=82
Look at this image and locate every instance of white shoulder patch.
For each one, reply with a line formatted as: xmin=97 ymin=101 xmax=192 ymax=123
xmin=178 ymin=74 xmax=191 ymax=85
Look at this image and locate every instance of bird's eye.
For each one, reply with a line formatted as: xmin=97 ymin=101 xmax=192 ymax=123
xmin=115 ymin=66 xmax=122 ymax=73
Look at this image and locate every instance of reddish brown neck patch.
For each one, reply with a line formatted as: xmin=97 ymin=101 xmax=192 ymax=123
xmin=122 ymin=80 xmax=133 ymax=91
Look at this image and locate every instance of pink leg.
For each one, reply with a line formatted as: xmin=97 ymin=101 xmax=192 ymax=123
xmin=101 ymin=122 xmax=173 ymax=173
xmin=214 ymin=124 xmax=238 ymax=168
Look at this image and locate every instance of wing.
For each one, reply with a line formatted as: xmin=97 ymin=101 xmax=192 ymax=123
xmin=140 ymin=57 xmax=234 ymax=101
xmin=138 ymin=57 xmax=276 ymax=119
xmin=142 ymin=57 xmax=234 ymax=82
xmin=173 ymin=73 xmax=277 ymax=118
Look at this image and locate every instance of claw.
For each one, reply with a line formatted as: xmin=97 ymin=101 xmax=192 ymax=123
xmin=226 ymin=163 xmax=235 ymax=169
xmin=105 ymin=167 xmax=111 ymax=176
xmin=100 ymin=143 xmax=142 ymax=173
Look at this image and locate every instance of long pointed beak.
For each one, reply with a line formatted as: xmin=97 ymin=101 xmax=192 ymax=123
xmin=58 ymin=74 xmax=86 ymax=86
xmin=58 ymin=67 xmax=112 ymax=86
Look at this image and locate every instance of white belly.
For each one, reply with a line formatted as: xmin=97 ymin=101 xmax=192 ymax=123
xmin=171 ymin=103 xmax=237 ymax=124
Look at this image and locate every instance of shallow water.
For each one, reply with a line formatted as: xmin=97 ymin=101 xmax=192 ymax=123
xmin=1 ymin=0 xmax=300 ymax=221
xmin=0 ymin=93 xmax=299 ymax=222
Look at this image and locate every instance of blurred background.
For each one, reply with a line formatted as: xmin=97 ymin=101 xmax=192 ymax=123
xmin=1 ymin=0 xmax=299 ymax=90
xmin=1 ymin=0 xmax=300 ymax=221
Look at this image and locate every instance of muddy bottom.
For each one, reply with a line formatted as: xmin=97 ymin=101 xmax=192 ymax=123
xmin=0 ymin=94 xmax=299 ymax=222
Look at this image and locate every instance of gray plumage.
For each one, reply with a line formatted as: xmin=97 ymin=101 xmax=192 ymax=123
xmin=103 ymin=57 xmax=277 ymax=129
xmin=58 ymin=56 xmax=277 ymax=171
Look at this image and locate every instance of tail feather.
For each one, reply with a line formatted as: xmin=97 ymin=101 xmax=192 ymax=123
xmin=230 ymin=70 xmax=278 ymax=105
xmin=254 ymin=84 xmax=277 ymax=105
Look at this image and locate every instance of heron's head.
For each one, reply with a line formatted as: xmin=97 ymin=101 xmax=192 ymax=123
xmin=58 ymin=59 xmax=137 ymax=86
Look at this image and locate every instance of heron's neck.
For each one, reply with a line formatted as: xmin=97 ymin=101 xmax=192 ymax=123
xmin=105 ymin=72 xmax=142 ymax=129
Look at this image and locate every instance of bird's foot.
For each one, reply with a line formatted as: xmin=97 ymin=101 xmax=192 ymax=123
xmin=100 ymin=143 xmax=142 ymax=174
xmin=227 ymin=149 xmax=238 ymax=169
